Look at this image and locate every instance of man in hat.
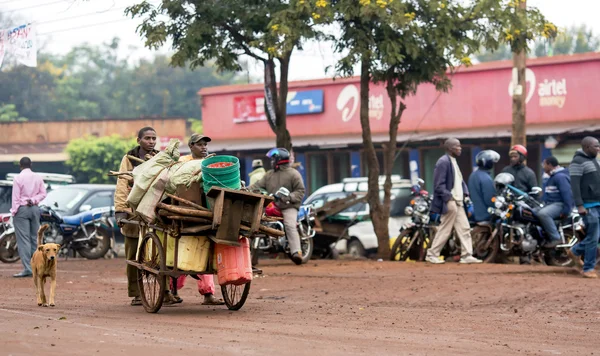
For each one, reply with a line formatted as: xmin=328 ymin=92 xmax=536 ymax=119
xmin=502 ymin=144 xmax=538 ymax=194
xmin=249 ymin=159 xmax=266 ymax=186
xmin=167 ymin=133 xmax=225 ymax=305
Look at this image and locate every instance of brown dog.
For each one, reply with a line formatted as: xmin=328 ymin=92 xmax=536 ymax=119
xmin=31 ymin=224 xmax=60 ymax=307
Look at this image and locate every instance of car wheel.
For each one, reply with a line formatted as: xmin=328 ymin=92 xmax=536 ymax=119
xmin=347 ymin=239 xmax=366 ymax=259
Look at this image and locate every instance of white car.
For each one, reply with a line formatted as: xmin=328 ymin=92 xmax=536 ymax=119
xmin=305 ymin=176 xmax=412 ymax=258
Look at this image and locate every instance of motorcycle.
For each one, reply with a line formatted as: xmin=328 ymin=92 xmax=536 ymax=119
xmin=0 ymin=215 xmax=19 ymax=263
xmin=471 ymin=172 xmax=585 ymax=266
xmin=0 ymin=204 xmax=113 ymax=261
xmin=250 ymin=187 xmax=316 ymax=266
xmin=390 ymin=179 xmax=467 ymax=262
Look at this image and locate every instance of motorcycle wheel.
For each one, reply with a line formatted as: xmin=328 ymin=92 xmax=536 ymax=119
xmin=390 ymin=228 xmax=422 ymax=261
xmin=0 ymin=232 xmax=20 ymax=263
xmin=297 ymin=236 xmax=314 ymax=264
xmin=77 ymin=226 xmax=111 ymax=260
xmin=544 ymin=230 xmax=584 ymax=267
xmin=471 ymin=225 xmax=499 ymax=264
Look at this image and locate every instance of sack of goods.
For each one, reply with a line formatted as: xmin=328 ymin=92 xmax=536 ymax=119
xmin=127 ymin=139 xmax=180 ymax=222
xmin=165 ymin=159 xmax=203 ymax=194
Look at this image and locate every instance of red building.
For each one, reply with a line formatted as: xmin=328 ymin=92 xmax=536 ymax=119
xmin=200 ymin=53 xmax=600 ymax=193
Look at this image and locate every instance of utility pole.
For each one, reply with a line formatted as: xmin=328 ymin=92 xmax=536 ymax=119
xmin=511 ymin=0 xmax=527 ymax=147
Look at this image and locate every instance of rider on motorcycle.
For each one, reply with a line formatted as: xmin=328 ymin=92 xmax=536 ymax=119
xmin=468 ymin=150 xmax=500 ymax=223
xmin=538 ymin=156 xmax=574 ymax=249
xmin=249 ymin=148 xmax=306 ymax=265
xmin=502 ymin=145 xmax=538 ymax=194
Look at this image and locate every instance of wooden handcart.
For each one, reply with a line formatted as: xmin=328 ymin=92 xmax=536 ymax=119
xmin=124 ymin=186 xmax=275 ymax=313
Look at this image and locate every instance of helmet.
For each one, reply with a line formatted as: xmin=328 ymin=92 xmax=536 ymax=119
xmin=475 ymin=150 xmax=500 ymax=170
xmin=509 ymin=145 xmax=528 ymax=157
xmin=494 ymin=172 xmax=515 ymax=187
xmin=266 ymin=148 xmax=290 ymax=170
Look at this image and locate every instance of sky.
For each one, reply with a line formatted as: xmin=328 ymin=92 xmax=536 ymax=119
xmin=0 ymin=0 xmax=598 ymax=81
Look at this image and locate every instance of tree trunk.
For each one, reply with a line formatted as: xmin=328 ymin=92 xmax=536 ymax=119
xmin=276 ymin=53 xmax=293 ymax=152
xmin=511 ymin=0 xmax=527 ymax=147
xmin=359 ymin=56 xmax=389 ymax=259
xmin=263 ymin=54 xmax=293 ymax=152
xmin=378 ymin=76 xmax=406 ymax=260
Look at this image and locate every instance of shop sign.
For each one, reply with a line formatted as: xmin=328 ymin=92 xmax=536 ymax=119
xmin=286 ymin=89 xmax=324 ymax=115
xmin=508 ymin=68 xmax=568 ymax=109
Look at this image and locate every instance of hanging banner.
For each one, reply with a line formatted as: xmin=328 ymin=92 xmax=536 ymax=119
xmin=0 ymin=29 xmax=6 ymax=68
xmin=7 ymin=23 xmax=37 ymax=67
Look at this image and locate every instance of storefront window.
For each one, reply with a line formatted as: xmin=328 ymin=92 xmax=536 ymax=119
xmin=332 ymin=152 xmax=350 ymax=183
xmin=308 ymin=154 xmax=328 ymax=193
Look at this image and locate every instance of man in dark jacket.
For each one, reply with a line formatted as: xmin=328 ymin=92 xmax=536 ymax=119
xmin=250 ymin=147 xmax=306 ymax=265
xmin=426 ymin=138 xmax=481 ymax=264
xmin=568 ymin=137 xmax=600 ymax=278
xmin=537 ymin=156 xmax=574 ymax=249
xmin=502 ymin=144 xmax=538 ymax=194
xmin=468 ymin=150 xmax=500 ymax=222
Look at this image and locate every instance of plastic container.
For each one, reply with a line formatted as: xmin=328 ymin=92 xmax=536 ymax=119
xmin=176 ymin=235 xmax=211 ymax=272
xmin=136 ymin=231 xmax=175 ymax=267
xmin=215 ymin=237 xmax=253 ymax=286
xmin=201 ymin=155 xmax=241 ymax=195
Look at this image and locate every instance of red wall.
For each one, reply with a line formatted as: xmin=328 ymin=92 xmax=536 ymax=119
xmin=200 ymin=55 xmax=600 ymax=141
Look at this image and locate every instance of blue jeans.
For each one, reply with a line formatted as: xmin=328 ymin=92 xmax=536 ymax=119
xmin=535 ymin=203 xmax=564 ymax=241
xmin=572 ymin=206 xmax=600 ymax=273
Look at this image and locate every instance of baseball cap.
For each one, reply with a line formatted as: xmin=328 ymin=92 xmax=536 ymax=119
xmin=189 ymin=133 xmax=212 ymax=145
xmin=252 ymin=159 xmax=263 ymax=168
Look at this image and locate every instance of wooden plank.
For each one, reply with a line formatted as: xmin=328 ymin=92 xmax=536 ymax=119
xmin=166 ymin=193 xmax=209 ymax=211
xmin=211 ymin=190 xmax=225 ymax=229
xmin=156 ymin=203 xmax=214 ymax=219
xmin=126 ymin=260 xmax=160 ymax=275
xmin=164 ymin=215 xmax=213 ymax=224
xmin=250 ymin=197 xmax=264 ymax=233
xmin=180 ymin=225 xmax=214 ymax=234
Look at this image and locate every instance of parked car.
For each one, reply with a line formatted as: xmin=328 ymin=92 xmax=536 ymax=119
xmin=40 ymin=184 xmax=123 ymax=244
xmin=304 ymin=176 xmax=412 ymax=258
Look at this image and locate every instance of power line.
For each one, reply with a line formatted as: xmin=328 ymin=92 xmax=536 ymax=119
xmin=4 ymin=0 xmax=66 ymax=13
xmin=37 ymin=17 xmax=131 ymax=36
xmin=35 ymin=5 xmax=129 ymax=26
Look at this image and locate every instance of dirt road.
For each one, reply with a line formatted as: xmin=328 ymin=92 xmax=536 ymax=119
xmin=0 ymin=258 xmax=597 ymax=356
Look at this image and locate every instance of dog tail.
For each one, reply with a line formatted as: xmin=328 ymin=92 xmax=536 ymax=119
xmin=37 ymin=224 xmax=50 ymax=247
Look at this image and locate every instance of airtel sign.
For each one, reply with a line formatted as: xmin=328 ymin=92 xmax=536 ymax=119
xmin=508 ymin=68 xmax=568 ymax=109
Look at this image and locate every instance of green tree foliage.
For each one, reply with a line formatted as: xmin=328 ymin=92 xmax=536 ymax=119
xmin=65 ymin=135 xmax=136 ymax=184
xmin=126 ymin=0 xmax=320 ymax=151
xmin=0 ymin=104 xmax=27 ymax=122
xmin=0 ymin=39 xmax=236 ymax=121
xmin=306 ymin=0 xmax=554 ymax=259
xmin=535 ymin=25 xmax=600 ymax=58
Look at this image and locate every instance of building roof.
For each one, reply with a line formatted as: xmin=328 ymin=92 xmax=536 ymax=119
xmin=199 ymin=52 xmax=600 ymax=96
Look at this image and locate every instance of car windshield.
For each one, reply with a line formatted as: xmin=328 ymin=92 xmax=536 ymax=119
xmin=0 ymin=186 xmax=11 ymax=214
xmin=41 ymin=188 xmax=88 ymax=212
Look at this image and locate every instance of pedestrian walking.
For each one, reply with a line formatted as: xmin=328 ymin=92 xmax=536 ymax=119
xmin=426 ymin=138 xmax=482 ymax=264
xmin=568 ymin=136 xmax=600 ymax=278
xmin=11 ymin=157 xmax=47 ymax=278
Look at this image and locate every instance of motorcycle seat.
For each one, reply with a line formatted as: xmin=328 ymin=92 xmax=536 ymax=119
xmin=61 ymin=211 xmax=95 ymax=226
xmin=476 ymin=221 xmax=493 ymax=228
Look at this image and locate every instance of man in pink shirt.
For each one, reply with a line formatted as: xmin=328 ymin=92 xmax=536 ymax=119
xmin=11 ymin=157 xmax=47 ymax=278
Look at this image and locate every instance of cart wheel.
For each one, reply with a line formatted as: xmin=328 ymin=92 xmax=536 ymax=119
xmin=221 ymin=282 xmax=251 ymax=311
xmin=137 ymin=232 xmax=167 ymax=313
